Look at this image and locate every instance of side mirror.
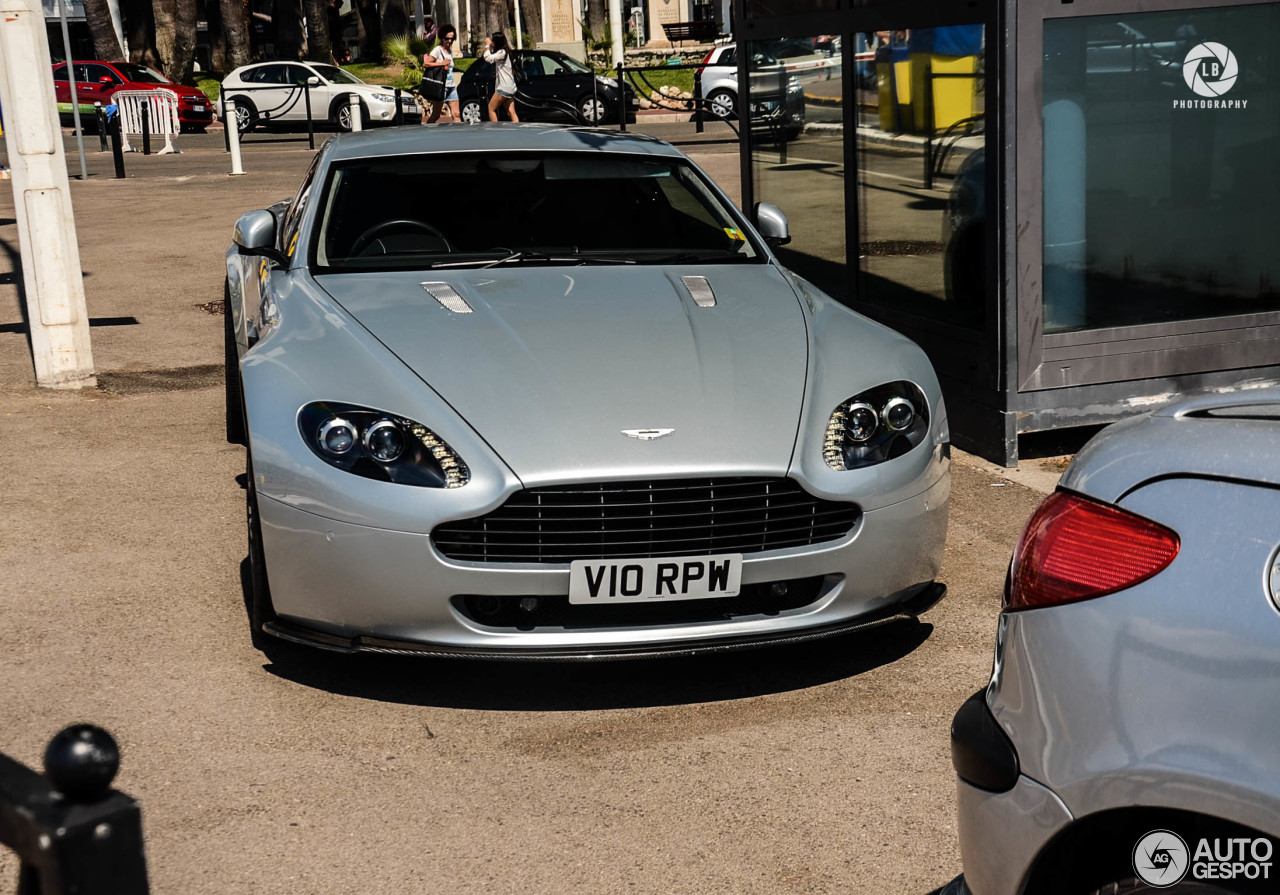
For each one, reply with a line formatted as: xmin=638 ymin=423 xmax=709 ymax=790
xmin=99 ymin=75 xmax=114 ymax=84
xmin=754 ymin=202 xmax=791 ymax=247
xmin=307 ymin=76 xmax=320 ymax=86
xmin=233 ymin=209 xmax=288 ymax=267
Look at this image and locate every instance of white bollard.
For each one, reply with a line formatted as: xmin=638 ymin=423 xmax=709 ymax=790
xmin=223 ymin=93 xmax=245 ymax=176
xmin=348 ymin=92 xmax=362 ymax=132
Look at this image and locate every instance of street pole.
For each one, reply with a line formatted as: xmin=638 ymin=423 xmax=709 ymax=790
xmin=57 ymin=0 xmax=87 ymax=180
xmin=0 ymin=0 xmax=97 ymax=388
xmin=514 ymin=0 xmax=523 ymax=49
xmin=607 ymin=0 xmax=623 ymax=66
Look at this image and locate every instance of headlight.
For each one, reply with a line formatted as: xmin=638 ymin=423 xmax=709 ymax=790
xmin=372 ymin=92 xmax=396 ymax=102
xmin=595 ymin=75 xmax=618 ymax=88
xmin=824 ymin=382 xmax=930 ymax=470
xmin=300 ymin=402 xmax=470 ymax=488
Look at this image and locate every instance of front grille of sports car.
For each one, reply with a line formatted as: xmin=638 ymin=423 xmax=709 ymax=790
xmin=452 ymin=575 xmax=829 ymax=629
xmin=432 ymin=477 xmax=861 ymax=563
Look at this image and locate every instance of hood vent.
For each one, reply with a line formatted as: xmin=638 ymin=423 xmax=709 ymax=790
xmin=421 ymin=281 xmax=473 ymax=314
xmin=680 ymin=276 xmax=716 ymax=308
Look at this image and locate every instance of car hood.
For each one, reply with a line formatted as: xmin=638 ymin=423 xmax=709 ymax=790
xmin=315 ymin=265 xmax=810 ymax=484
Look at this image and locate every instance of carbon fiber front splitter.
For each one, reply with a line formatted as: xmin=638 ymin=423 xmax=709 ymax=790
xmin=261 ymin=581 xmax=946 ymax=661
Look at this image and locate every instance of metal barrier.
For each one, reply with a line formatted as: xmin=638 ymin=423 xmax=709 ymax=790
xmin=112 ymin=89 xmax=181 ymax=155
xmin=220 ymin=83 xmax=319 ymax=150
xmin=0 ymin=724 xmax=149 ymax=893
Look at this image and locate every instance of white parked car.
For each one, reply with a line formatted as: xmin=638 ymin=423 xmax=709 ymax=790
xmin=222 ymin=61 xmax=417 ymax=132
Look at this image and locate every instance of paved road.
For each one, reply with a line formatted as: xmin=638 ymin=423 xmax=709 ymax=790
xmin=0 ymin=127 xmax=1050 ymax=893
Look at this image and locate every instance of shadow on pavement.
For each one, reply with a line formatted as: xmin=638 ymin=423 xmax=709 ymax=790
xmin=254 ymin=609 xmax=935 ymax=711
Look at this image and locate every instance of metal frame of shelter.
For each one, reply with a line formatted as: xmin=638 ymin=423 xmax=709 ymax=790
xmin=733 ymin=0 xmax=1280 ymax=466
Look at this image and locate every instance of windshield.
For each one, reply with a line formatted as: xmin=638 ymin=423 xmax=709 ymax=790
xmin=114 ymin=63 xmax=170 ymax=84
xmin=312 ymin=64 xmax=364 ymax=85
xmin=312 ymin=152 xmax=762 ymax=271
xmin=553 ymin=54 xmax=592 ymax=74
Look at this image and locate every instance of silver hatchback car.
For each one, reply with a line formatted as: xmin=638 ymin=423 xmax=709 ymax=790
xmin=947 ymin=392 xmax=1280 ymax=895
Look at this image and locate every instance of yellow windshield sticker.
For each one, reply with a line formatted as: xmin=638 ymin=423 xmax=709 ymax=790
xmin=287 ymin=231 xmax=298 ymax=257
xmin=724 ymin=227 xmax=746 ymax=241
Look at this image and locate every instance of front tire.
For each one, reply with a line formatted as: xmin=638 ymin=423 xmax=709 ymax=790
xmin=335 ymin=100 xmax=367 ymax=131
xmin=246 ymin=452 xmax=277 ymax=651
xmin=224 ymin=284 xmax=246 ymax=445
xmin=460 ymin=99 xmax=484 ymax=124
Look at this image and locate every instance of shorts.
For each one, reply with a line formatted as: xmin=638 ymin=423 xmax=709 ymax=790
xmin=496 ymin=88 xmax=516 ymax=99
xmin=444 ymin=86 xmax=459 ymax=103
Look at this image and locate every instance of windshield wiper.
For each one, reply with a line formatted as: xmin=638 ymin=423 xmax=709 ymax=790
xmin=428 ymin=249 xmax=636 ymax=269
xmin=648 ymin=251 xmax=752 ymax=264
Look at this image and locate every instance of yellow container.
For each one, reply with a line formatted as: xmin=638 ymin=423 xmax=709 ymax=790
xmin=876 ymin=51 xmax=979 ymax=134
xmin=910 ymin=52 xmax=979 ymax=133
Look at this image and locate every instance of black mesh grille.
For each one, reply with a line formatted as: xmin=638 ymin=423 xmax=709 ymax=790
xmin=453 ymin=576 xmax=828 ymax=629
xmin=432 ymin=478 xmax=861 ymax=563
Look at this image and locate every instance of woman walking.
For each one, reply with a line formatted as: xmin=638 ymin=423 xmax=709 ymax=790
xmin=423 ymin=25 xmax=460 ymax=124
xmin=482 ymin=32 xmax=520 ymax=122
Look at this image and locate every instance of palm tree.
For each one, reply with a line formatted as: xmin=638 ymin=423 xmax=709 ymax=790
xmin=81 ymin=0 xmax=125 ymax=60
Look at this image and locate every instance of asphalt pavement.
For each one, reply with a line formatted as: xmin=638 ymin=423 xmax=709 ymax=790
xmin=0 ymin=125 xmax=1057 ymax=893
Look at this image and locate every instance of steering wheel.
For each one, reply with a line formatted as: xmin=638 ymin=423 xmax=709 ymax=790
xmin=349 ymin=219 xmax=453 ymax=256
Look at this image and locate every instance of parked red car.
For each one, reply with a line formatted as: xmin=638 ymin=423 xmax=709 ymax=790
xmin=52 ymin=61 xmax=213 ymax=131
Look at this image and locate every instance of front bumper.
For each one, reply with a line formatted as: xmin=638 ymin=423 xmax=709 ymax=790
xmin=256 ymin=471 xmax=948 ymax=656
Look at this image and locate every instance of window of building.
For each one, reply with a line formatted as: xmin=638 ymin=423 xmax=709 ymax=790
xmin=854 ymin=25 xmax=987 ymax=329
xmin=1042 ymin=5 xmax=1280 ymax=333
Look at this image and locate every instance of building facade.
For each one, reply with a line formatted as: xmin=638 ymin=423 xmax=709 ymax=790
xmin=734 ymin=0 xmax=1280 ymax=465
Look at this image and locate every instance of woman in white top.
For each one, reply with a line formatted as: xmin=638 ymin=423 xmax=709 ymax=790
xmin=422 ymin=25 xmax=460 ymax=124
xmin=482 ymin=32 xmax=519 ymax=122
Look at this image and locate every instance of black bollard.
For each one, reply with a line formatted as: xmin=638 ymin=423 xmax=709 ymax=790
xmin=394 ymin=88 xmax=403 ymax=126
xmin=94 ymin=103 xmax=107 ymax=150
xmin=141 ymin=102 xmax=151 ymax=155
xmin=616 ymin=62 xmax=626 ymax=132
xmin=109 ymin=113 xmax=126 ymax=178
xmin=303 ymin=83 xmax=315 ymax=150
xmin=0 ymin=724 xmax=150 ymax=894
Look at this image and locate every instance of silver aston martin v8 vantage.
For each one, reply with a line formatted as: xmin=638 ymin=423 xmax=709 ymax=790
xmin=225 ymin=124 xmax=950 ymax=658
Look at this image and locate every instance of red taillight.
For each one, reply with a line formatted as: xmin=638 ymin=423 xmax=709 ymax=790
xmin=1004 ymin=491 xmax=1179 ymax=612
xmin=696 ymin=49 xmax=715 ymax=78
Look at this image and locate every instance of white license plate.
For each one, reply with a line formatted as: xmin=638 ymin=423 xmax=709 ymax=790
xmin=569 ymin=554 xmax=742 ymax=604
xmin=193 ymin=104 xmax=205 ymax=111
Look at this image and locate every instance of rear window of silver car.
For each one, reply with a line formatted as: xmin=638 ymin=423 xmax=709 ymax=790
xmin=310 ymin=151 xmax=762 ymax=271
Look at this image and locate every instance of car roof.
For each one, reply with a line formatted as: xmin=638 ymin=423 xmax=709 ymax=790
xmin=323 ymin=123 xmax=685 ymax=162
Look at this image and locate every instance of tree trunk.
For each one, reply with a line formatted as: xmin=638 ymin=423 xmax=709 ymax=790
xmin=166 ymin=0 xmax=198 ymax=81
xmin=303 ymin=0 xmax=332 ymax=62
xmin=483 ymin=0 xmax=505 ymax=41
xmin=275 ymin=0 xmax=307 ymax=60
xmin=586 ymin=0 xmax=605 ymax=45
xmin=153 ymin=0 xmax=176 ymax=70
xmin=207 ymin=0 xmax=227 ymax=70
xmin=82 ymin=0 xmax=125 ymax=60
xmin=380 ymin=0 xmax=409 ymax=42
xmin=220 ymin=0 xmax=252 ymax=68
xmin=123 ymin=0 xmax=160 ymax=65
xmin=518 ymin=0 xmax=540 ymax=45
xmin=354 ymin=0 xmax=381 ymax=62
